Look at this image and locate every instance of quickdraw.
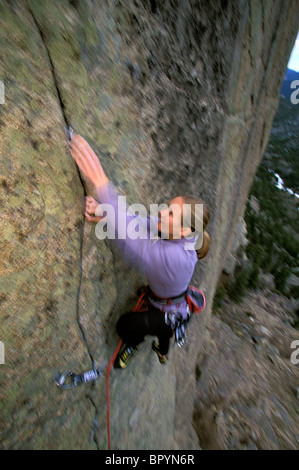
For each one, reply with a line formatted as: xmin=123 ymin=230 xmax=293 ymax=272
xmin=165 ymin=305 xmax=191 ymax=348
xmin=55 ymin=366 xmax=103 ymax=390
xmin=54 ymin=340 xmax=123 ymax=451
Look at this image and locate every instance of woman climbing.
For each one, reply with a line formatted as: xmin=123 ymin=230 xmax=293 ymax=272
xmin=70 ymin=132 xmax=210 ymax=368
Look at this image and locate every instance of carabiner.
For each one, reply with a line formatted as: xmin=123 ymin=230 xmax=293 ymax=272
xmin=55 ymin=371 xmax=77 ymax=390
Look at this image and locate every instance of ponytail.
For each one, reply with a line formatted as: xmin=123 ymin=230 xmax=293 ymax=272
xmin=196 ymin=231 xmax=210 ymax=260
xmin=179 ymin=194 xmax=211 ymax=261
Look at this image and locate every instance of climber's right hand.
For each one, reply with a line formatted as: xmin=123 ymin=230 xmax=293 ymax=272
xmin=84 ymin=196 xmax=105 ymax=223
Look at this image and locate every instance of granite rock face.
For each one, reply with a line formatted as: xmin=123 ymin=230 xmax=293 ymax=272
xmin=0 ymin=0 xmax=298 ymax=449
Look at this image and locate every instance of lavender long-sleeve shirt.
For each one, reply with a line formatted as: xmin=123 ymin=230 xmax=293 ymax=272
xmin=96 ymin=182 xmax=198 ymax=317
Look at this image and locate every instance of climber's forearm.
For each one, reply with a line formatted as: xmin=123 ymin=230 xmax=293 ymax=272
xmin=95 ymin=176 xmax=110 ymax=191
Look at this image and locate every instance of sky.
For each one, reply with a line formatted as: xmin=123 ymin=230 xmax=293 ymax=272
xmin=287 ymin=31 xmax=299 ymax=72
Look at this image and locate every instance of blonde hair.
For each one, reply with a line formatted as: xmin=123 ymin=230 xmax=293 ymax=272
xmin=180 ymin=195 xmax=211 ymax=260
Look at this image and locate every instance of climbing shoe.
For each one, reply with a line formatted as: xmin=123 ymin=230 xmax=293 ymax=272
xmin=152 ymin=341 xmax=168 ymax=365
xmin=116 ymin=344 xmax=139 ymax=369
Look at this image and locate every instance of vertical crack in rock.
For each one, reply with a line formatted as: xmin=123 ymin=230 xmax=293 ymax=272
xmin=27 ymin=5 xmax=69 ymax=130
xmin=27 ymin=5 xmax=95 ymax=367
xmin=86 ymin=394 xmax=100 ymax=450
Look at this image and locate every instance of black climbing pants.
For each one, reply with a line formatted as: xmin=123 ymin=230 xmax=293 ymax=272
xmin=116 ymin=306 xmax=173 ymax=356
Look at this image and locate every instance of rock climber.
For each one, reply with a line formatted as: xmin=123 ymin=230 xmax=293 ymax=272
xmin=70 ymin=132 xmax=210 ymax=368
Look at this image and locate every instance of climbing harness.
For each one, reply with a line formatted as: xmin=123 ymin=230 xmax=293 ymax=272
xmin=186 ymin=285 xmax=206 ymax=314
xmin=143 ymin=284 xmax=206 ymax=347
xmin=147 ymin=286 xmax=188 ymax=306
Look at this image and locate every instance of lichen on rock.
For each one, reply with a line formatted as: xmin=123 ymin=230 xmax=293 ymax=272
xmin=0 ymin=0 xmax=298 ymax=450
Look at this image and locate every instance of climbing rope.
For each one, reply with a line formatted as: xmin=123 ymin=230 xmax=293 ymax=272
xmin=54 ymin=291 xmax=147 ymax=449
